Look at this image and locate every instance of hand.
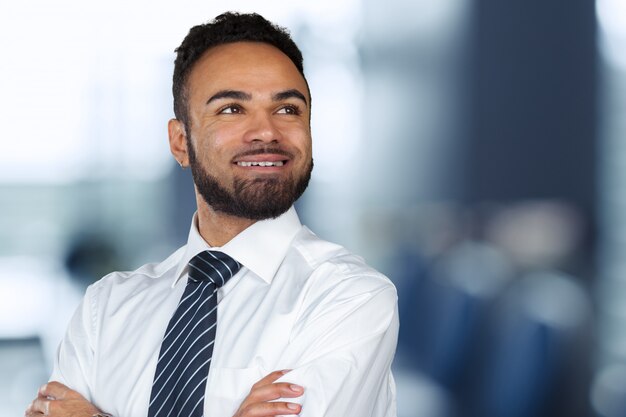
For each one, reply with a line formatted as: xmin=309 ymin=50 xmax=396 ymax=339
xmin=25 ymin=381 xmax=101 ymax=417
xmin=233 ymin=369 xmax=304 ymax=417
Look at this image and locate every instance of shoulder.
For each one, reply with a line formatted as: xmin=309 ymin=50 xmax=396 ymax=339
xmin=284 ymin=227 xmax=398 ymax=340
xmin=289 ymin=226 xmax=397 ymax=304
xmin=87 ymin=245 xmax=185 ymax=299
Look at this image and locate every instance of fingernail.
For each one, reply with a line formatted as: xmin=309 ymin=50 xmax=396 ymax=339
xmin=38 ymin=384 xmax=47 ymax=395
xmin=287 ymin=403 xmax=300 ymax=410
xmin=281 ymin=369 xmax=292 ymax=374
xmin=290 ymin=384 xmax=304 ymax=392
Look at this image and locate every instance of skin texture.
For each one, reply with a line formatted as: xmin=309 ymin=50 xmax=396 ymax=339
xmin=24 ymin=382 xmax=99 ymax=417
xmin=26 ymin=42 xmax=309 ymax=416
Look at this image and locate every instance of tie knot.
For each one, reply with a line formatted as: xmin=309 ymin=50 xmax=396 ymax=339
xmin=188 ymin=251 xmax=242 ymax=287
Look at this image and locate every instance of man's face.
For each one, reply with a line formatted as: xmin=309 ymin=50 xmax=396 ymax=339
xmin=183 ymin=42 xmax=313 ymax=220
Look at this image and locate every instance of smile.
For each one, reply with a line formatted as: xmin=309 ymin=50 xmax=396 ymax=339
xmin=236 ymin=161 xmax=285 ymax=167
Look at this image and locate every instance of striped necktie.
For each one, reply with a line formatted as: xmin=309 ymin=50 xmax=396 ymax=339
xmin=148 ymin=250 xmax=242 ymax=417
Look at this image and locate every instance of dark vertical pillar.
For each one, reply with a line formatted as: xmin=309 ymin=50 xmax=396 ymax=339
xmin=467 ymin=0 xmax=597 ymax=215
xmin=466 ymin=3 xmax=597 ymax=417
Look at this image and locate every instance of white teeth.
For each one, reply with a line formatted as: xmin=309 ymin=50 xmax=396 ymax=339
xmin=237 ymin=161 xmax=284 ymax=167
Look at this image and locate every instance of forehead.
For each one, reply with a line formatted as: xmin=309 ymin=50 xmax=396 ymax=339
xmin=186 ymin=42 xmax=308 ymax=101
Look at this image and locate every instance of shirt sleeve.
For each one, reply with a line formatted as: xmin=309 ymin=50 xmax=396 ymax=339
xmin=277 ymin=272 xmax=399 ymax=417
xmin=49 ymin=283 xmax=97 ymax=401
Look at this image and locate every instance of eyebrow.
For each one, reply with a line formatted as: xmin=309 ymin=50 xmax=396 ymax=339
xmin=272 ymin=89 xmax=308 ymax=106
xmin=206 ymin=90 xmax=252 ymax=105
xmin=206 ymin=89 xmax=308 ymax=106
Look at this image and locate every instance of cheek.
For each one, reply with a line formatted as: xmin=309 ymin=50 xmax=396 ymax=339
xmin=283 ymin=125 xmax=312 ymax=151
xmin=193 ymin=126 xmax=236 ymax=159
xmin=204 ymin=122 xmax=247 ymax=150
xmin=300 ymin=133 xmax=313 ymax=160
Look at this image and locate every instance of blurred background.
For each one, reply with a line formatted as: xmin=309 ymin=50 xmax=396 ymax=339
xmin=0 ymin=0 xmax=623 ymax=416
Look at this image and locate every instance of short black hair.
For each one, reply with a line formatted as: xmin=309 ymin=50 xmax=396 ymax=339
xmin=173 ymin=12 xmax=307 ymax=127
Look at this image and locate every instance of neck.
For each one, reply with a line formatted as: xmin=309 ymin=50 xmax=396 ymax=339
xmin=195 ymin=198 xmax=256 ymax=247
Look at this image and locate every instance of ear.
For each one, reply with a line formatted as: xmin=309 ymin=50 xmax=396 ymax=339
xmin=168 ymin=118 xmax=188 ymax=167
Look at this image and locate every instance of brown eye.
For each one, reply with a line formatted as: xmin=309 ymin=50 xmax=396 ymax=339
xmin=219 ymin=104 xmax=243 ymax=114
xmin=277 ymin=105 xmax=301 ymax=115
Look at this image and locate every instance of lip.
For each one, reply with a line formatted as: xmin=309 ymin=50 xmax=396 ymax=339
xmin=232 ymin=153 xmax=291 ymax=172
xmin=233 ymin=153 xmax=290 ymax=164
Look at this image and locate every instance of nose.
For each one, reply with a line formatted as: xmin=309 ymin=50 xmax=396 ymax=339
xmin=243 ymin=112 xmax=282 ymax=143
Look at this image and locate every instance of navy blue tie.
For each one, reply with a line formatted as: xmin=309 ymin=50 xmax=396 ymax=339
xmin=148 ymin=251 xmax=242 ymax=417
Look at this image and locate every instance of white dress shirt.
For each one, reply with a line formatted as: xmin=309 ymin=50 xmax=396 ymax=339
xmin=51 ymin=207 xmax=398 ymax=417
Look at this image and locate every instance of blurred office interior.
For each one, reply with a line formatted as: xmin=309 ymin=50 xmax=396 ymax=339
xmin=0 ymin=0 xmax=624 ymax=416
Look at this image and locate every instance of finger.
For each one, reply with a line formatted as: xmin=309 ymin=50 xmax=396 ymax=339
xmin=246 ymin=382 xmax=304 ymax=404
xmin=39 ymin=382 xmax=68 ymax=400
xmin=28 ymin=397 xmax=50 ymax=415
xmin=241 ymin=401 xmax=301 ymax=416
xmin=24 ymin=401 xmax=44 ymax=417
xmin=39 ymin=381 xmax=83 ymax=401
xmin=239 ymin=383 xmax=304 ymax=413
xmin=251 ymin=369 xmax=292 ymax=389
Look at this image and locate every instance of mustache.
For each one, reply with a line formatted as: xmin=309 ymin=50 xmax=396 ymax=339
xmin=233 ymin=146 xmax=294 ymax=160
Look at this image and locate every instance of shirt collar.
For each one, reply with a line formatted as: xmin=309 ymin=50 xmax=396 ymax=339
xmin=172 ymin=206 xmax=302 ymax=287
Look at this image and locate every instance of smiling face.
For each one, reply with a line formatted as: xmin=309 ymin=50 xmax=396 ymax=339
xmin=170 ymin=41 xmax=313 ymax=221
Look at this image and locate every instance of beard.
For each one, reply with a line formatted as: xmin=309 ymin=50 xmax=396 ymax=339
xmin=187 ymin=139 xmax=313 ymax=221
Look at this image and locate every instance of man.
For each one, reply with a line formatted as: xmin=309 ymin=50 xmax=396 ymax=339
xmin=25 ymin=12 xmax=398 ymax=417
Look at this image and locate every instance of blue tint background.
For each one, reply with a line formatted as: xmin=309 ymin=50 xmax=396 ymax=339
xmin=2 ymin=1 xmax=625 ymax=416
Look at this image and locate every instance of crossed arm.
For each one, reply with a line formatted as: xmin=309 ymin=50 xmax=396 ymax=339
xmin=25 ymin=370 xmax=304 ymax=417
xmin=26 ymin=274 xmax=398 ymax=417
